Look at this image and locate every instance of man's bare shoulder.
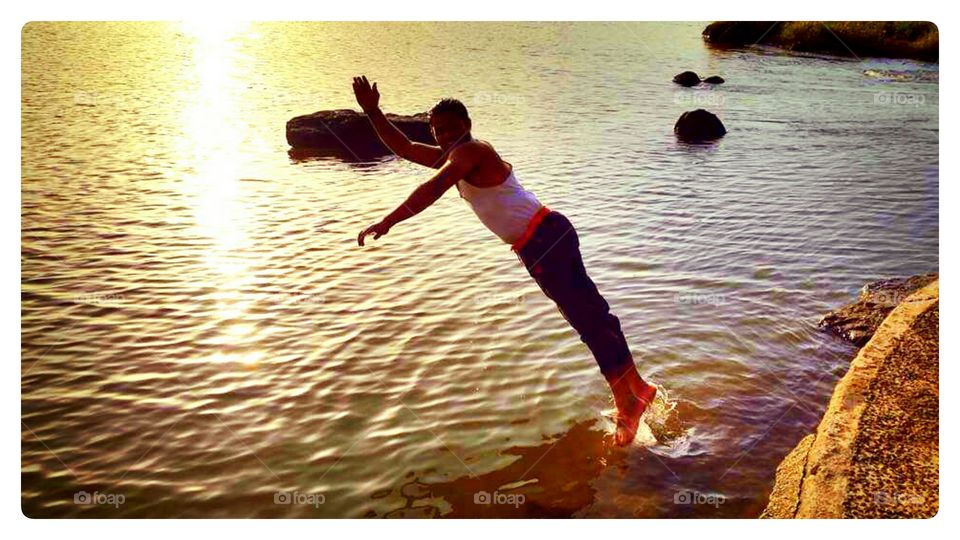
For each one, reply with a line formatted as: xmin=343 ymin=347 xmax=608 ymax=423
xmin=449 ymin=139 xmax=499 ymax=164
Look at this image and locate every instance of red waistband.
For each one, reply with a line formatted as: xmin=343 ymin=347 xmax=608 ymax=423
xmin=511 ymin=205 xmax=551 ymax=253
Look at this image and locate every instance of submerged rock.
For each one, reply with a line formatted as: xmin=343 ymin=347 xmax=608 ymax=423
xmin=819 ymin=272 xmax=938 ymax=346
xmin=673 ymin=109 xmax=726 ymax=142
xmin=673 ymin=71 xmax=725 ymax=86
xmin=672 ymin=71 xmax=702 ymax=87
xmin=286 ymin=109 xmax=435 ymax=157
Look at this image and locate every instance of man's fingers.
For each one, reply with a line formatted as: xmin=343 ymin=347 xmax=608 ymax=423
xmin=358 ymin=226 xmax=378 ymax=246
xmin=358 ymin=222 xmax=387 ymax=247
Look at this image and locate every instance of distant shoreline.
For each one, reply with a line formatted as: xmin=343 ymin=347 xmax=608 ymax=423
xmin=702 ymin=22 xmax=938 ymax=62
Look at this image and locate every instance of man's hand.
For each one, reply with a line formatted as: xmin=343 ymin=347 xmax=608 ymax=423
xmin=352 ymin=75 xmax=380 ymax=113
xmin=358 ymin=220 xmax=391 ymax=246
xmin=351 ymin=75 xmax=444 ymax=168
xmin=358 ymin=155 xmax=473 ymax=248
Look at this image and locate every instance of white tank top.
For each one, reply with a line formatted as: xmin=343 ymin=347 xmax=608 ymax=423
xmin=456 ymin=167 xmax=543 ymax=245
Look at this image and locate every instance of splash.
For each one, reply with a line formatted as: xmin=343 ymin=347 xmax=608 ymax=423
xmin=599 ymin=382 xmax=685 ymax=448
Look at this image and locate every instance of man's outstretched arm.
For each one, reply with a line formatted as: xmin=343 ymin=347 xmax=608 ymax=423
xmin=352 ymin=75 xmax=443 ymax=168
xmin=358 ymin=156 xmax=472 ymax=246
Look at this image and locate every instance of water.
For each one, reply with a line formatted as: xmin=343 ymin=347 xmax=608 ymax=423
xmin=21 ymin=22 xmax=938 ymax=518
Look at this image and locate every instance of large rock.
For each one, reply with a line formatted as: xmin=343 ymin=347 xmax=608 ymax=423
xmin=762 ymin=279 xmax=939 ymax=518
xmin=819 ymin=273 xmax=938 ymax=346
xmin=673 ymin=71 xmax=726 ymax=86
xmin=672 ymin=71 xmax=702 ymax=87
xmin=702 ymin=22 xmax=780 ymax=47
xmin=674 ymin=109 xmax=726 ymax=142
xmin=286 ymin=109 xmax=435 ymax=157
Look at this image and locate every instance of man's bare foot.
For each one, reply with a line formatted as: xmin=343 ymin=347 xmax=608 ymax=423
xmin=606 ymin=366 xmax=657 ymax=446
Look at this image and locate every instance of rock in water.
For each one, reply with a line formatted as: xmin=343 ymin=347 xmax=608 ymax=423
xmin=819 ymin=273 xmax=938 ymax=346
xmin=672 ymin=71 xmax=702 ymax=87
xmin=702 ymin=75 xmax=725 ymax=84
xmin=286 ymin=109 xmax=435 ymax=157
xmin=674 ymin=109 xmax=726 ymax=142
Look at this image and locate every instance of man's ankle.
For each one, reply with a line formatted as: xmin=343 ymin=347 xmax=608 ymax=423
xmin=602 ymin=362 xmax=637 ymax=385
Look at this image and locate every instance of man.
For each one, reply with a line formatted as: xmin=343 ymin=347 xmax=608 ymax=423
xmin=352 ymin=75 xmax=656 ymax=446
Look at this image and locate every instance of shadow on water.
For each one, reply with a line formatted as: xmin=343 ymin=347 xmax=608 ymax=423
xmin=287 ymin=146 xmax=396 ymax=167
xmin=374 ymin=389 xmax=695 ymax=518
xmin=375 ymin=418 xmax=624 ymax=518
xmin=379 ymin=385 xmax=776 ymax=518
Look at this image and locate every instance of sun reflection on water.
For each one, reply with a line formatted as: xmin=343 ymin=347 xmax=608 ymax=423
xmin=176 ymin=21 xmax=264 ymax=367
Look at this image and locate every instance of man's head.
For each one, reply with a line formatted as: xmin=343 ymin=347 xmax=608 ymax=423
xmin=429 ymin=98 xmax=471 ymax=150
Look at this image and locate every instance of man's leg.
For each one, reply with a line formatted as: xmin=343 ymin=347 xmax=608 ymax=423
xmin=521 ymin=213 xmax=633 ymax=375
xmin=541 ymin=255 xmax=633 ymax=376
xmin=519 ymin=212 xmax=656 ymax=445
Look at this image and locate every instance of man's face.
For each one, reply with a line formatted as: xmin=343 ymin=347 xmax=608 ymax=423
xmin=430 ymin=112 xmax=469 ymax=151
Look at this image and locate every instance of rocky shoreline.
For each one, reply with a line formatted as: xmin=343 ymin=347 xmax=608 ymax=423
xmin=703 ymin=22 xmax=938 ymax=62
xmin=762 ymin=274 xmax=939 ymax=518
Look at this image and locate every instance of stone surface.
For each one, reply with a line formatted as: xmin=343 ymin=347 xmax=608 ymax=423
xmin=286 ymin=109 xmax=435 ymax=157
xmin=843 ymin=303 xmax=938 ymax=518
xmin=760 ymin=434 xmax=814 ymax=519
xmin=672 ymin=71 xmax=702 ymax=87
xmin=674 ymin=109 xmax=726 ymax=142
xmin=762 ymin=279 xmax=939 ymax=519
xmin=819 ymin=273 xmax=938 ymax=346
xmin=673 ymin=72 xmax=725 ymax=86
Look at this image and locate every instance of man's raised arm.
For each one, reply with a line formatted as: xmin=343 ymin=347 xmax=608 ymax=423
xmin=352 ymin=75 xmax=443 ymax=168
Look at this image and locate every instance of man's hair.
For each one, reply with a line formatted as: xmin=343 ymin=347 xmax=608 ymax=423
xmin=429 ymin=98 xmax=470 ymax=122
